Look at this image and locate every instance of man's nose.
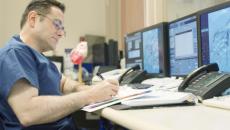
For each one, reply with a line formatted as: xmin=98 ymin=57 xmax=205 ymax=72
xmin=57 ymin=30 xmax=65 ymax=37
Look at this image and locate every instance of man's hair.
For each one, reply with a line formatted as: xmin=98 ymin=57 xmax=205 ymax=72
xmin=20 ymin=0 xmax=65 ymax=29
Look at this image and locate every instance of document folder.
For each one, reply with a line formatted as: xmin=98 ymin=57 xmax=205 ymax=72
xmin=121 ymin=91 xmax=196 ymax=107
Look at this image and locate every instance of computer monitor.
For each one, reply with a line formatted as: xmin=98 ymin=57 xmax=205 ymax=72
xmin=199 ymin=2 xmax=230 ymax=72
xmin=108 ymin=39 xmax=119 ymax=66
xmin=142 ymin=22 xmax=169 ymax=77
xmin=169 ymin=14 xmax=199 ymax=77
xmin=124 ymin=31 xmax=143 ymax=68
xmin=92 ymin=43 xmax=108 ymax=66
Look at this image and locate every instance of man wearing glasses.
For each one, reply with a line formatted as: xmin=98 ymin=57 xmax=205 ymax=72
xmin=0 ymin=0 xmax=119 ymax=130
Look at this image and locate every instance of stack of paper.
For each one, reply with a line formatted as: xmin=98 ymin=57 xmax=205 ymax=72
xmin=82 ymin=86 xmax=152 ymax=112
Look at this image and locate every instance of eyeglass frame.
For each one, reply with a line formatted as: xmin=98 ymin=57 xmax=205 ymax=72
xmin=37 ymin=12 xmax=66 ymax=36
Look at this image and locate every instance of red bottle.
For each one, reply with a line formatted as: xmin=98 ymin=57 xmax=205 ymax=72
xmin=70 ymin=37 xmax=88 ymax=65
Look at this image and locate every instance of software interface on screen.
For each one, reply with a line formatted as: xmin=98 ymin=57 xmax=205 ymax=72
xmin=142 ymin=28 xmax=160 ymax=74
xmin=200 ymin=6 xmax=230 ymax=72
xmin=125 ymin=32 xmax=143 ymax=68
xmin=169 ymin=15 xmax=198 ymax=76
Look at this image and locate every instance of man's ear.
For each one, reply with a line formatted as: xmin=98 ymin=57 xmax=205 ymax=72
xmin=27 ymin=11 xmax=38 ymax=28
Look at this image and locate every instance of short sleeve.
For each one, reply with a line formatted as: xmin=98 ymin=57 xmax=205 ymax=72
xmin=0 ymin=49 xmax=39 ymax=99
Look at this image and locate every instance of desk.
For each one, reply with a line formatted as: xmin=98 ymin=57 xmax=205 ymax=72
xmin=98 ymin=105 xmax=230 ymax=130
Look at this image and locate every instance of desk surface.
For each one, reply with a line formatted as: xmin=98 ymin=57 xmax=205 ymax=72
xmin=98 ymin=105 xmax=230 ymax=130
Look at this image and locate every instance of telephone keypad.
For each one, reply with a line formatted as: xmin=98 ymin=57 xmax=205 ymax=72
xmin=189 ymin=72 xmax=224 ymax=89
xmin=182 ymin=63 xmax=230 ymax=100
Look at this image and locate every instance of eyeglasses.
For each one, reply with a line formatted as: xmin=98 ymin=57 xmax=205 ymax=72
xmin=37 ymin=13 xmax=66 ymax=36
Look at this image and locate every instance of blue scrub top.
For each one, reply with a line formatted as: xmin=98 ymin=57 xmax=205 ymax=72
xmin=0 ymin=35 xmax=77 ymax=130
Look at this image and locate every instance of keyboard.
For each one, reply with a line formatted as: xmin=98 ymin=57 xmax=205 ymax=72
xmin=202 ymin=95 xmax=230 ymax=110
xmin=127 ymin=83 xmax=153 ymax=89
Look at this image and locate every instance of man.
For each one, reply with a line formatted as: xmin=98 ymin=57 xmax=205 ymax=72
xmin=0 ymin=0 xmax=119 ymax=130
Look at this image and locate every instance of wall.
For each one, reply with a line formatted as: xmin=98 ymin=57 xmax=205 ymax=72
xmin=0 ymin=1 xmax=3 ymax=46
xmin=144 ymin=0 xmax=167 ymax=26
xmin=0 ymin=0 xmax=26 ymax=46
xmin=165 ymin=0 xmax=230 ymax=22
xmin=105 ymin=0 xmax=119 ymax=41
xmin=145 ymin=0 xmax=230 ymax=26
xmin=57 ymin=0 xmax=106 ymax=56
xmin=0 ymin=0 xmax=115 ymax=56
xmin=120 ymin=0 xmax=145 ymax=50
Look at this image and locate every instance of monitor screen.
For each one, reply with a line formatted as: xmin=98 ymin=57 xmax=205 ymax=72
xmin=200 ymin=2 xmax=230 ymax=72
xmin=124 ymin=32 xmax=143 ymax=68
xmin=142 ymin=23 xmax=169 ymax=76
xmin=169 ymin=15 xmax=198 ymax=76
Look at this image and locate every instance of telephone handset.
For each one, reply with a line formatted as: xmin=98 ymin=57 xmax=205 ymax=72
xmin=178 ymin=63 xmax=219 ymax=91
xmin=178 ymin=63 xmax=230 ymax=100
xmin=118 ymin=65 xmax=146 ymax=85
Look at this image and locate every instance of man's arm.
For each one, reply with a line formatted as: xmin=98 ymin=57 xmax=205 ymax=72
xmin=60 ymin=75 xmax=89 ymax=94
xmin=8 ymin=78 xmax=119 ymax=127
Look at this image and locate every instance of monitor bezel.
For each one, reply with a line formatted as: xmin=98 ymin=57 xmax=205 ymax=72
xmin=168 ymin=13 xmax=199 ymax=77
xmin=140 ymin=22 xmax=169 ymax=77
xmin=197 ymin=1 xmax=230 ymax=66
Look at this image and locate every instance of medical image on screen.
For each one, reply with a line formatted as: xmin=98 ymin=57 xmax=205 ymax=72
xmin=208 ymin=7 xmax=230 ymax=72
xmin=169 ymin=16 xmax=198 ymax=76
xmin=143 ymin=28 xmax=160 ymax=73
xmin=125 ymin=32 xmax=143 ymax=69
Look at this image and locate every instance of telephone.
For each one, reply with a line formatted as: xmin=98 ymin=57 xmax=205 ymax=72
xmin=92 ymin=65 xmax=146 ymax=85
xmin=178 ymin=63 xmax=230 ymax=100
xmin=118 ymin=65 xmax=146 ymax=86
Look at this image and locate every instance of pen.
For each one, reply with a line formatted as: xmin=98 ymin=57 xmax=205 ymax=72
xmin=96 ymin=73 xmax=104 ymax=80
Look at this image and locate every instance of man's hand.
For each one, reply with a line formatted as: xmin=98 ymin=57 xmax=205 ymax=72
xmin=61 ymin=75 xmax=90 ymax=94
xmin=86 ymin=79 xmax=119 ymax=104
